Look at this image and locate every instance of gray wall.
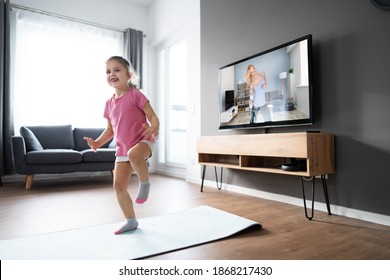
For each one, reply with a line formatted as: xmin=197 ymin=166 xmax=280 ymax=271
xmin=200 ymin=0 xmax=390 ymax=216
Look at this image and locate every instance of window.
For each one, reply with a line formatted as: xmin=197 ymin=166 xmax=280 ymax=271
xmin=11 ymin=8 xmax=124 ymax=132
xmin=157 ymin=38 xmax=188 ymax=169
xmin=299 ymin=40 xmax=309 ymax=86
xmin=167 ymin=39 xmax=188 ymax=165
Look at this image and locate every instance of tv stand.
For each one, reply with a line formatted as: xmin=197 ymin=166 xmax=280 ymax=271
xmin=197 ymin=132 xmax=335 ymax=220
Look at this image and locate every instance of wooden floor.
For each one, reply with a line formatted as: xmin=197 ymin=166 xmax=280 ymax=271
xmin=0 ymin=174 xmax=389 ymax=260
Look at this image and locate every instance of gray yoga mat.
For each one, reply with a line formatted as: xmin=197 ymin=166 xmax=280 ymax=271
xmin=0 ymin=205 xmax=261 ymax=260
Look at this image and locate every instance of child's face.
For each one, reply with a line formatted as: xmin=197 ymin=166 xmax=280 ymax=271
xmin=106 ymin=60 xmax=131 ymax=90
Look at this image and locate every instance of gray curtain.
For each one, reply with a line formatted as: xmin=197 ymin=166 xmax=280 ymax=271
xmin=124 ymin=28 xmax=143 ymax=88
xmin=1 ymin=0 xmax=14 ymax=178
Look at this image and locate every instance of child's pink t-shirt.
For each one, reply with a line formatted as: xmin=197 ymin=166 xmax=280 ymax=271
xmin=104 ymin=88 xmax=149 ymax=156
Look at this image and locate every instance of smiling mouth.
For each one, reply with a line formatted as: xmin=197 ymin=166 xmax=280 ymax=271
xmin=110 ymin=78 xmax=119 ymax=82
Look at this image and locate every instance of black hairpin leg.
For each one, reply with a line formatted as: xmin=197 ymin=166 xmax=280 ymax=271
xmin=0 ymin=176 xmax=3 ymax=187
xmin=301 ymin=175 xmax=332 ymax=220
xmin=321 ymin=175 xmax=332 ymax=215
xmin=200 ymin=165 xmax=223 ymax=192
xmin=214 ymin=166 xmax=223 ymax=190
xmin=301 ymin=176 xmax=316 ymax=220
xmin=200 ymin=165 xmax=206 ymax=192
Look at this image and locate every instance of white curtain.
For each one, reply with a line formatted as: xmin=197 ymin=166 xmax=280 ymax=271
xmin=11 ymin=8 xmax=124 ymax=131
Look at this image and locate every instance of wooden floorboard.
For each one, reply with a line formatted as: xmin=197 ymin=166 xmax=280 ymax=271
xmin=0 ymin=174 xmax=389 ymax=260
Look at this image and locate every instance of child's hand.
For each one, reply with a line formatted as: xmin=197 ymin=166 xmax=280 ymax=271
xmin=142 ymin=123 xmax=159 ymax=141
xmin=83 ymin=137 xmax=98 ymax=152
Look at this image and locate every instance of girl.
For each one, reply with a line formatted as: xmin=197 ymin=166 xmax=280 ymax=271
xmin=84 ymin=56 xmax=159 ymax=234
xmin=245 ymin=64 xmax=271 ymax=123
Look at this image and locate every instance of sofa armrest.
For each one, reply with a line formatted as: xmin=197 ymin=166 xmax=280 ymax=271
xmin=11 ymin=136 xmax=28 ymax=173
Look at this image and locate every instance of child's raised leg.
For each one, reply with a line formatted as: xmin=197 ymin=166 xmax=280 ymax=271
xmin=128 ymin=142 xmax=152 ymax=204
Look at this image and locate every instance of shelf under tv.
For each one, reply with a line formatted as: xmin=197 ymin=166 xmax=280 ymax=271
xmin=197 ymin=132 xmax=335 ymax=220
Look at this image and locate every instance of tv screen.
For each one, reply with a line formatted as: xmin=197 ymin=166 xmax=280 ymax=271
xmin=218 ymin=34 xmax=314 ymax=130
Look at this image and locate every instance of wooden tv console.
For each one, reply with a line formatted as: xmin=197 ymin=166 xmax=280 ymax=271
xmin=197 ymin=132 xmax=335 ymax=220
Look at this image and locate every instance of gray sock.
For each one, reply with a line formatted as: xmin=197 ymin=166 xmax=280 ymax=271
xmin=135 ymin=180 xmax=150 ymax=204
xmin=114 ymin=218 xmax=138 ymax=235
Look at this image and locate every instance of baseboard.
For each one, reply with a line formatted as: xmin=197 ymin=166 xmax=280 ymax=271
xmin=156 ymin=167 xmax=186 ymax=179
xmin=188 ymin=177 xmax=390 ymax=227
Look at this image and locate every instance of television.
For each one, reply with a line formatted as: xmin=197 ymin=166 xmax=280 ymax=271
xmin=218 ymin=34 xmax=314 ymax=130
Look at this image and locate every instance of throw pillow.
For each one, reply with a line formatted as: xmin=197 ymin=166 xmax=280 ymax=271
xmin=29 ymin=125 xmax=75 ymax=149
xmin=20 ymin=126 xmax=44 ymax=151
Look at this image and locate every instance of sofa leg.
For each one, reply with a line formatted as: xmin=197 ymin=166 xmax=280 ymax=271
xmin=25 ymin=174 xmax=34 ymax=190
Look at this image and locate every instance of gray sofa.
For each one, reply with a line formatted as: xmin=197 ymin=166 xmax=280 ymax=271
xmin=11 ymin=125 xmax=116 ymax=189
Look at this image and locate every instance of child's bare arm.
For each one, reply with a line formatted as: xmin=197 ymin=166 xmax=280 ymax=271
xmin=83 ymin=120 xmax=114 ymax=151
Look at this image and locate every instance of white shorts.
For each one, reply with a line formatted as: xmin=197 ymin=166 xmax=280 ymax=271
xmin=115 ymin=140 xmax=155 ymax=163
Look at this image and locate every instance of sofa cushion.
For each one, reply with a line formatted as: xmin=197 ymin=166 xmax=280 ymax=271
xmin=20 ymin=126 xmax=44 ymax=151
xmin=81 ymin=149 xmax=116 ymax=162
xmin=25 ymin=149 xmax=82 ymax=164
xmin=73 ymin=128 xmax=111 ymax=151
xmin=27 ymin=125 xmax=75 ymax=149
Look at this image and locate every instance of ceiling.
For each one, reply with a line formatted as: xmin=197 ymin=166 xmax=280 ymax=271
xmin=120 ymin=0 xmax=156 ymax=7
